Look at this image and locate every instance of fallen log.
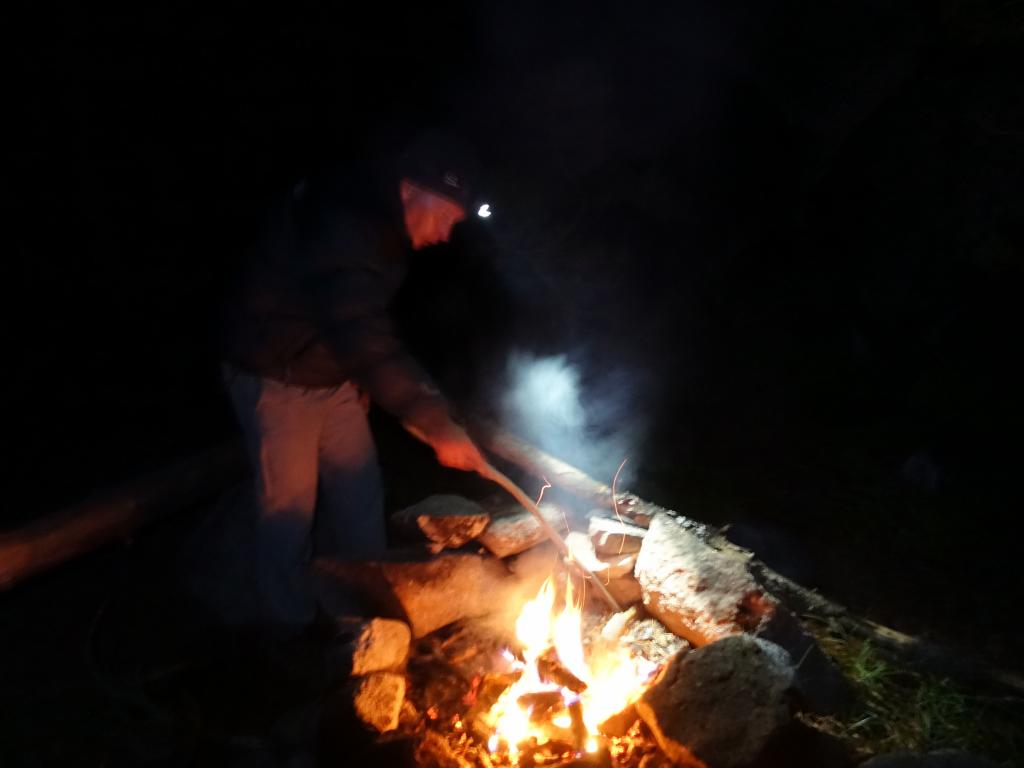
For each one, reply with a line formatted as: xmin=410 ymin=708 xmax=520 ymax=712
xmin=0 ymin=440 xmax=247 ymax=589
xmin=465 ymin=417 xmax=1024 ymax=700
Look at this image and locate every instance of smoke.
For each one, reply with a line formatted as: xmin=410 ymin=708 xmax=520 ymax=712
xmin=499 ymin=350 xmax=645 ymax=488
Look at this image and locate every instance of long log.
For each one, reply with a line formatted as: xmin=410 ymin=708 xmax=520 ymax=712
xmin=465 ymin=417 xmax=1024 ymax=699
xmin=0 ymin=440 xmax=247 ymax=589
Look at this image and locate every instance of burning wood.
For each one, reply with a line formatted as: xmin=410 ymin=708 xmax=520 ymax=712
xmin=479 ymin=574 xmax=658 ymax=764
xmin=536 ymin=648 xmax=589 ymax=693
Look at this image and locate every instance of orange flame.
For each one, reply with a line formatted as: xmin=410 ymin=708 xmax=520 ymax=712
xmin=483 ymin=575 xmax=656 ymax=762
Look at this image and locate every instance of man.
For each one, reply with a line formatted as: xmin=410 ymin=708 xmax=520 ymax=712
xmin=222 ymin=134 xmax=488 ymax=628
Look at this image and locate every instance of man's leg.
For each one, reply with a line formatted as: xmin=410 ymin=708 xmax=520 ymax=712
xmin=314 ymin=381 xmax=386 ymax=559
xmin=226 ymin=370 xmax=325 ymax=626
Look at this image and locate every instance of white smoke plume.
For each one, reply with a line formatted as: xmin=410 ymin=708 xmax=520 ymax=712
xmin=499 ymin=351 xmax=644 ymax=488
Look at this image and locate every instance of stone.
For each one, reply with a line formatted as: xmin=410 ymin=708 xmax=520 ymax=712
xmin=415 ymin=731 xmax=475 ymax=768
xmin=566 ymin=531 xmax=637 ymax=579
xmin=392 ymin=495 xmax=491 ymax=553
xmin=636 ymin=636 xmax=795 ymax=768
xmin=477 ymin=501 xmax=569 ymax=558
xmin=859 ymin=750 xmax=1000 ymax=768
xmin=634 ymin=513 xmax=777 ymax=646
xmin=589 ymin=517 xmax=647 ymax=556
xmin=333 ymin=617 xmax=411 ymax=676
xmin=352 ymin=672 xmax=406 ymax=733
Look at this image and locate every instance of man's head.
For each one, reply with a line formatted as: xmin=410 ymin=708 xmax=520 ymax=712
xmin=399 ymin=179 xmax=467 ymax=249
xmin=395 ymin=130 xmax=477 ymax=250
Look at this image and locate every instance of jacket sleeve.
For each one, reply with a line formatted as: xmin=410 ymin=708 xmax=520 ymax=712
xmin=299 ymin=214 xmax=454 ymax=440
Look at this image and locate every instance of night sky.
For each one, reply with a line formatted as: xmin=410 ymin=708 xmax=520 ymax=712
xmin=9 ymin=0 xmax=1024 ymax=688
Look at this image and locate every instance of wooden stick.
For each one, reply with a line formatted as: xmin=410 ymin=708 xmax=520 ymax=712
xmin=479 ymin=463 xmax=622 ymax=613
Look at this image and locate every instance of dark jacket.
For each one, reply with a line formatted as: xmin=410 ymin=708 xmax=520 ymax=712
xmin=223 ymin=170 xmax=452 ymax=438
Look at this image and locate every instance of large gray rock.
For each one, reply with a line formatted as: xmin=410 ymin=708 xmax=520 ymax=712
xmin=859 ymin=751 xmax=999 ymax=768
xmin=635 ymin=513 xmax=776 ymax=646
xmin=636 ymin=635 xmax=795 ymax=768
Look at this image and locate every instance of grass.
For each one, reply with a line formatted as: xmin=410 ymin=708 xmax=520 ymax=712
xmin=804 ymin=618 xmax=1024 ymax=767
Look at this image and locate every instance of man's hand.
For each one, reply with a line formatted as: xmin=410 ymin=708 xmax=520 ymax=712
xmin=430 ymin=424 xmax=489 ymax=473
xmin=403 ymin=418 xmax=488 ymax=474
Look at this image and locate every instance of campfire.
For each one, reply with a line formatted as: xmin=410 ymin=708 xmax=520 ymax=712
xmin=480 ymin=574 xmax=659 ymax=764
xmin=317 ymin=463 xmax=848 ymax=768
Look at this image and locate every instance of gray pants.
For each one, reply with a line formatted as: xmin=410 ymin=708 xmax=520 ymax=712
xmin=225 ymin=369 xmax=385 ymax=625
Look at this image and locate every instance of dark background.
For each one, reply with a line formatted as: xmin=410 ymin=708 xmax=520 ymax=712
xmin=8 ymin=0 xmax=1024 ymax=672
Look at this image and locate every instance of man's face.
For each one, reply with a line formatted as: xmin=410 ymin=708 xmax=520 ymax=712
xmin=400 ymin=179 xmax=467 ymax=250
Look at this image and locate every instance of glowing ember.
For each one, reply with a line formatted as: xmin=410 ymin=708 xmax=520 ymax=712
xmin=482 ymin=575 xmax=658 ymax=762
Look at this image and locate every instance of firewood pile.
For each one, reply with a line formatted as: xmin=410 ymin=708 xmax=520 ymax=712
xmin=313 ymin=488 xmax=861 ymax=768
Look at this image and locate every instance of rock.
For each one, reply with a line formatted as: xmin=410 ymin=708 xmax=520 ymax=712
xmin=589 ymin=517 xmax=647 ymax=556
xmin=333 ymin=617 xmax=411 ymax=675
xmin=392 ymin=495 xmax=491 ymax=553
xmin=634 ymin=513 xmax=777 ymax=646
xmin=566 ymin=531 xmax=637 ymax=579
xmin=636 ymin=636 xmax=796 ymax=768
xmin=859 ymin=750 xmax=1000 ymax=768
xmin=478 ymin=501 xmax=569 ymax=558
xmin=315 ymin=551 xmax=549 ymax=639
xmin=352 ymin=672 xmax=406 ymax=733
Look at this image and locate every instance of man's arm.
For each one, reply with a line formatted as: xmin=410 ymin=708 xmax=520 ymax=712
xmin=300 ymin=218 xmax=486 ymax=472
